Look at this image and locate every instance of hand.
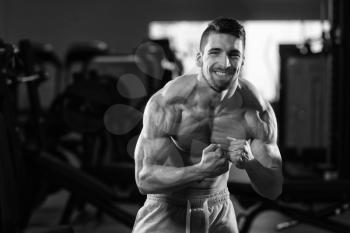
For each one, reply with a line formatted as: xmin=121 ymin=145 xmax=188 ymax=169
xmin=227 ymin=137 xmax=254 ymax=169
xmin=199 ymin=144 xmax=229 ymax=178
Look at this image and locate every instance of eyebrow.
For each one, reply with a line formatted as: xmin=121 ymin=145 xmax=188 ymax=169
xmin=208 ymin=48 xmax=242 ymax=55
xmin=228 ymin=49 xmax=242 ymax=56
xmin=208 ymin=48 xmax=222 ymax=52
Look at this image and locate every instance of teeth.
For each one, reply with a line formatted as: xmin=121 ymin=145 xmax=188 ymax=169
xmin=215 ymin=71 xmax=226 ymax=76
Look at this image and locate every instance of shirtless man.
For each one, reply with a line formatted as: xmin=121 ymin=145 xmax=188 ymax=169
xmin=132 ymin=17 xmax=283 ymax=233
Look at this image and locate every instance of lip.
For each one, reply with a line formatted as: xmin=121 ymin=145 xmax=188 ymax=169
xmin=212 ymin=70 xmax=234 ymax=78
xmin=211 ymin=68 xmax=236 ymax=76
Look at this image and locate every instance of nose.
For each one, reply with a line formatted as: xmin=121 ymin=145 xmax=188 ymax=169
xmin=219 ymin=54 xmax=231 ymax=68
xmin=225 ymin=56 xmax=231 ymax=67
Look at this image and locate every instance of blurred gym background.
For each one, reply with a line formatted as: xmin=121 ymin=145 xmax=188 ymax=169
xmin=1 ymin=0 xmax=350 ymax=232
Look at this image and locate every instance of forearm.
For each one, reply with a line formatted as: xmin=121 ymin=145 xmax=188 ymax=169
xmin=245 ymin=159 xmax=283 ymax=200
xmin=138 ymin=164 xmax=203 ymax=194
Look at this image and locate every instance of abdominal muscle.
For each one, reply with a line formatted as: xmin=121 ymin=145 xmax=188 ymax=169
xmin=191 ymin=171 xmax=230 ymax=191
xmin=173 ymin=170 xmax=230 ymax=196
xmin=169 ymin=138 xmax=231 ymax=195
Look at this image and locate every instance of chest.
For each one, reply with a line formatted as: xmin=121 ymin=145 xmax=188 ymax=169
xmin=174 ymin=105 xmax=249 ymax=153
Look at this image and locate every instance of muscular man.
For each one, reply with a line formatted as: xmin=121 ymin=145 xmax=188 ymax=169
xmin=132 ymin=17 xmax=283 ymax=233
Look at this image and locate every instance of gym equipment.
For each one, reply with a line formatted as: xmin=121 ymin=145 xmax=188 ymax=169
xmin=0 ymin=38 xmax=142 ymax=232
xmin=278 ymin=44 xmax=335 ymax=183
xmin=30 ymin=41 xmax=63 ymax=109
xmin=229 ymin=2 xmax=350 ymax=230
xmin=0 ymin=39 xmax=34 ymax=232
xmin=228 ymin=180 xmax=350 ymax=233
xmin=55 ymin=50 xmax=174 ymax=223
xmin=331 ymin=0 xmax=350 ymax=180
xmin=64 ymin=40 xmax=109 ymax=87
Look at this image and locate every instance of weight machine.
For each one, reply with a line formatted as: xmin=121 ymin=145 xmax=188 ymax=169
xmin=228 ymin=1 xmax=350 ymax=232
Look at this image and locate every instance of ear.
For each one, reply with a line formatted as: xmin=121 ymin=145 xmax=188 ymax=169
xmin=238 ymin=56 xmax=245 ymax=73
xmin=241 ymin=56 xmax=245 ymax=67
xmin=196 ymin=52 xmax=203 ymax=67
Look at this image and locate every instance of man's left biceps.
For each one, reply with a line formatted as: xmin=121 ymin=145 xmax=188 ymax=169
xmin=265 ymin=145 xmax=282 ymax=168
xmin=251 ymin=143 xmax=281 ymax=168
xmin=260 ymin=109 xmax=278 ymax=140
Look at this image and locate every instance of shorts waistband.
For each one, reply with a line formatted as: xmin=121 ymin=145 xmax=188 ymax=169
xmin=147 ymin=188 xmax=230 ymax=208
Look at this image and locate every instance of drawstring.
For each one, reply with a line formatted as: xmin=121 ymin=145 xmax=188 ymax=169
xmin=203 ymin=199 xmax=209 ymax=233
xmin=185 ymin=199 xmax=209 ymax=233
xmin=186 ymin=200 xmax=191 ymax=233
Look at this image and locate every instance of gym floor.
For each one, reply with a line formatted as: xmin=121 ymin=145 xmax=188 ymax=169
xmin=24 ymin=189 xmax=350 ymax=233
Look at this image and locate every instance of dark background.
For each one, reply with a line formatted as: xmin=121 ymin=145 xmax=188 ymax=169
xmin=0 ymin=0 xmax=322 ymax=56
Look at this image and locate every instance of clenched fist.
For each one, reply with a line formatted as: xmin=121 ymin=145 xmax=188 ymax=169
xmin=226 ymin=137 xmax=254 ymax=169
xmin=199 ymin=144 xmax=229 ymax=178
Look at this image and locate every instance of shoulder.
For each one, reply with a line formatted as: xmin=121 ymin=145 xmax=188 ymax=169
xmin=159 ymin=73 xmax=198 ymax=105
xmin=143 ymin=75 xmax=197 ymax=137
xmin=238 ymin=78 xmax=267 ymax=112
xmin=238 ymin=79 xmax=278 ymax=142
xmin=144 ymin=73 xmax=197 ymax=117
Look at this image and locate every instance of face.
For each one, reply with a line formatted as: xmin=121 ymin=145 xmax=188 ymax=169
xmin=197 ymin=33 xmax=244 ymax=92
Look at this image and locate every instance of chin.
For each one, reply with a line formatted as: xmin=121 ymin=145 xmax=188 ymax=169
xmin=214 ymin=80 xmax=233 ymax=91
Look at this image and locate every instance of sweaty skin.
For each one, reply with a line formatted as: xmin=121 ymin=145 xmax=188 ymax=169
xmin=135 ymin=33 xmax=283 ymax=200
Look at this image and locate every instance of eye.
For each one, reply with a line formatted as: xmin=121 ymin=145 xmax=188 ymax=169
xmin=229 ymin=53 xmax=240 ymax=59
xmin=209 ymin=50 xmax=219 ymax=55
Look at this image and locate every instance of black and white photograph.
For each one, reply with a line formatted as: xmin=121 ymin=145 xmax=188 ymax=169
xmin=1 ymin=0 xmax=349 ymax=232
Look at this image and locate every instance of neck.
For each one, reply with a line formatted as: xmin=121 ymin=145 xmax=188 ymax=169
xmin=197 ymin=73 xmax=240 ymax=107
xmin=197 ymin=73 xmax=221 ymax=105
xmin=225 ymin=79 xmax=240 ymax=100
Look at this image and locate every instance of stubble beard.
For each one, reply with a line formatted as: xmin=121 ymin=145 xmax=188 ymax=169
xmin=202 ymin=68 xmax=238 ymax=93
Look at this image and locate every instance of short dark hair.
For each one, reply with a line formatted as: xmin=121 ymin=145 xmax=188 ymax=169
xmin=199 ymin=17 xmax=246 ymax=52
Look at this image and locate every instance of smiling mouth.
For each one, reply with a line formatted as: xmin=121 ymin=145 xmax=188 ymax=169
xmin=212 ymin=67 xmax=236 ymax=76
xmin=213 ymin=70 xmax=235 ymax=78
xmin=215 ymin=71 xmax=229 ymax=76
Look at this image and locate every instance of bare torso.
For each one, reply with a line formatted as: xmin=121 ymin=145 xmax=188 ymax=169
xmin=160 ymin=74 xmax=260 ymax=192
